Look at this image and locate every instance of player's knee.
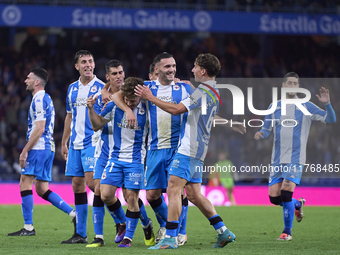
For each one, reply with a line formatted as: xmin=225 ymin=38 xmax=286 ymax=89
xmin=281 ymin=190 xmax=293 ymax=202
xmin=101 ymin=192 xmax=112 ymax=204
xmin=126 ymin=195 xmax=138 ymax=206
xmin=269 ymin=195 xmax=282 ymax=205
xmin=186 ymin=192 xmax=199 ymax=206
xmin=146 ymin=190 xmax=161 ymax=202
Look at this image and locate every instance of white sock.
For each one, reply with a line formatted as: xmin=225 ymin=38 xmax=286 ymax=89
xmin=216 ymin=226 xmax=227 ymax=235
xmin=142 ymin=220 xmax=151 ymax=229
xmin=69 ymin=209 xmax=76 ymax=219
xmin=24 ymin=224 xmax=34 ymax=231
xmin=95 ymin=235 xmax=104 ymax=240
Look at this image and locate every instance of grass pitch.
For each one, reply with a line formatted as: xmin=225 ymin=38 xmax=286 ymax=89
xmin=1 ymin=205 xmax=339 ymax=255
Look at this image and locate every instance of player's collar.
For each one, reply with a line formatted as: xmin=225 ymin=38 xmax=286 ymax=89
xmin=201 ymin=80 xmax=216 ymax=88
xmin=78 ymin=75 xmax=97 ymax=87
xmin=33 ymin=89 xmax=45 ymax=99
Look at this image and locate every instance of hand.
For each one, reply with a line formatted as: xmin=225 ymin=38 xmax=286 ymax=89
xmin=126 ymin=109 xmax=137 ymax=129
xmin=101 ymin=88 xmax=111 ymax=104
xmin=134 ymin=85 xmax=153 ymax=100
xmin=19 ymin=149 xmax=28 ymax=169
xmin=86 ymin=94 xmax=98 ymax=109
xmin=174 ymin=78 xmax=180 ymax=83
xmin=230 ymin=121 xmax=246 ymax=134
xmin=61 ymin=144 xmax=68 ymax=161
xmin=254 ymin=131 xmax=264 ymax=140
xmin=316 ymin=87 xmax=330 ymax=104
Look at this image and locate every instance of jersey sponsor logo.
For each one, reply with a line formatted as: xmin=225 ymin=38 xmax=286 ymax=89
xmin=150 ymin=85 xmax=157 ymax=89
xmin=73 ymin=97 xmax=87 ymax=107
xmin=156 ymin=96 xmax=177 ymax=104
xmin=118 ymin=118 xmax=141 ymax=130
xmin=171 ymin=159 xmax=180 ymax=169
xmin=85 ymin=156 xmax=96 ymax=166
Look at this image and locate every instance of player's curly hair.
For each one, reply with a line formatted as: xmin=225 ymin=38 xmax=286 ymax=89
xmin=121 ymin=77 xmax=144 ymax=99
xmin=195 ymin=53 xmax=221 ymax=78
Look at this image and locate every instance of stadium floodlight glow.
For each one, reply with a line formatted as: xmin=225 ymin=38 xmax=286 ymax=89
xmin=201 ymin=84 xmax=312 ymax=116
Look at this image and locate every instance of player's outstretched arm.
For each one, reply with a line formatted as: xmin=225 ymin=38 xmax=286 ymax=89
xmin=61 ymin=113 xmax=72 ymax=161
xmin=254 ymin=131 xmax=264 ymax=140
xmin=101 ymin=82 xmax=111 ymax=104
xmin=19 ymin=120 xmax=45 ymax=168
xmin=316 ymin=87 xmax=336 ymax=123
xmin=214 ymin=115 xmax=246 ymax=134
xmin=111 ymin=91 xmax=137 ymax=128
xmin=87 ymin=95 xmax=109 ymax=131
xmin=135 ymin=85 xmax=187 ymax=115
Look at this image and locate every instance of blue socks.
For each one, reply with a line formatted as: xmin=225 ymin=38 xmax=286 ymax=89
xmin=107 ymin=199 xmax=126 ymax=224
xmin=21 ymin=190 xmax=33 ymax=225
xmin=138 ymin=198 xmax=150 ymax=226
xmin=293 ymin=198 xmax=301 ymax=210
xmin=75 ymin=192 xmax=88 ymax=237
xmin=42 ymin=190 xmax=73 ymax=214
xmin=93 ymin=195 xmax=105 ymax=236
xmin=149 ymin=195 xmax=167 ymax=228
xmin=179 ymin=197 xmax=188 ymax=235
xmin=166 ymin=221 xmax=179 ymax=237
xmin=208 ymin=215 xmax=225 ymax=230
xmin=282 ymin=201 xmax=295 ymax=235
xmin=125 ymin=210 xmax=140 ymax=240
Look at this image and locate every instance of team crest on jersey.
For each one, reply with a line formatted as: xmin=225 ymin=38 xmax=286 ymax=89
xmin=91 ymin=85 xmax=97 ymax=93
xmin=139 ymin=107 xmax=145 ymax=115
xmin=101 ymin=170 xmax=107 ymax=180
xmin=174 ymin=85 xmax=180 ymax=91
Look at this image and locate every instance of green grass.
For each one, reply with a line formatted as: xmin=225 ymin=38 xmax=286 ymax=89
xmin=1 ymin=205 xmax=339 ymax=254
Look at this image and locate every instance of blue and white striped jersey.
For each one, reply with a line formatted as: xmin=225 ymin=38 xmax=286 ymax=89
xmin=93 ymin=94 xmax=112 ymax=160
xmin=100 ymin=100 xmax=148 ymax=164
xmin=177 ymin=81 xmax=219 ymax=161
xmin=27 ymin=90 xmax=55 ymax=151
xmin=144 ymin=78 xmax=192 ymax=150
xmin=260 ymin=100 xmax=328 ymax=165
xmin=66 ymin=76 xmax=104 ymax=150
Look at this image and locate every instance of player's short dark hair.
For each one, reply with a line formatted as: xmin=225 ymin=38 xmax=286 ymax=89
xmin=153 ymin=52 xmax=173 ymax=65
xmin=121 ymin=77 xmax=144 ymax=99
xmin=283 ymin=72 xmax=299 ymax=82
xmin=195 ymin=53 xmax=221 ymax=78
xmin=30 ymin=68 xmax=48 ymax=87
xmin=105 ymin=59 xmax=123 ymax=74
xmin=149 ymin=62 xmax=156 ymax=74
xmin=74 ymin=50 xmax=93 ymax=64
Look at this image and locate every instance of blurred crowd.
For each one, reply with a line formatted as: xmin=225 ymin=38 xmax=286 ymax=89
xmin=0 ymin=28 xmax=339 ymax=185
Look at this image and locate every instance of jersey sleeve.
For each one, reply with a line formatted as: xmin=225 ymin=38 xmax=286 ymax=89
xmin=66 ymin=85 xmax=72 ymax=113
xmin=259 ymin=103 xmax=273 ymax=138
xmin=93 ymin=95 xmax=102 ymax=114
xmin=180 ymin=87 xmax=204 ymax=112
xmin=100 ymin=101 xmax=115 ymax=121
xmin=306 ymin=102 xmax=327 ymax=123
xmin=34 ymin=96 xmax=46 ymax=122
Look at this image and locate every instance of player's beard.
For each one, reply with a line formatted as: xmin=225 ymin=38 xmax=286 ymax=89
xmin=160 ymin=71 xmax=174 ymax=85
xmin=286 ymin=93 xmax=297 ymax=99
